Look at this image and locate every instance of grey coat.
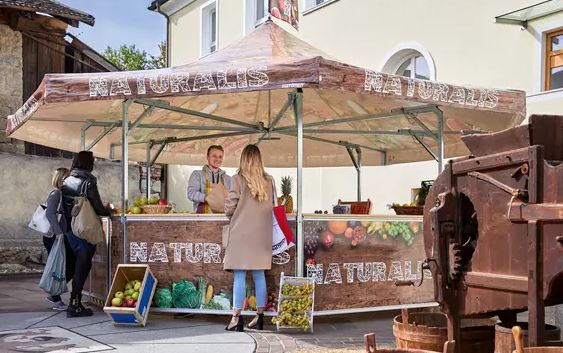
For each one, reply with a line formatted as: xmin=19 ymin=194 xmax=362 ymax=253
xmin=45 ymin=189 xmax=66 ymax=237
xmin=223 ymin=174 xmax=274 ymax=270
xmin=187 ymin=168 xmax=232 ymax=211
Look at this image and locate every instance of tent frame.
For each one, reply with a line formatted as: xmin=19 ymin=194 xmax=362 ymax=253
xmin=76 ymin=92 xmax=466 ymax=274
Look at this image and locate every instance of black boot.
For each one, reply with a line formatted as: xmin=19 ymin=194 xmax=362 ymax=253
xmin=67 ymin=294 xmax=93 ymax=318
xmin=247 ymin=313 xmax=264 ymax=330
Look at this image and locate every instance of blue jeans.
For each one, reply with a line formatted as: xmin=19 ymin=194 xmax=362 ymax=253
xmin=233 ymin=270 xmax=267 ymax=310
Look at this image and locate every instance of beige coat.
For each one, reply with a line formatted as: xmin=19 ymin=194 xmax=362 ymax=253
xmin=223 ymin=173 xmax=274 ymax=270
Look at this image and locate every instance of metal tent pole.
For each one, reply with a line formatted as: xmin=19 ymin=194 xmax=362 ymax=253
xmin=437 ymin=109 xmax=444 ymax=173
xmin=294 ymin=89 xmax=304 ymax=277
xmin=121 ymin=100 xmax=132 ymax=264
xmin=145 ymin=142 xmax=152 ymax=199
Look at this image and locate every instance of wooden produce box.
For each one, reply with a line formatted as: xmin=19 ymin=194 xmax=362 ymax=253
xmin=103 ymin=264 xmax=157 ymax=326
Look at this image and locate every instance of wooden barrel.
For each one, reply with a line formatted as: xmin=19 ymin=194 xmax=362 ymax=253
xmin=393 ymin=313 xmax=495 ymax=353
xmin=495 ymin=322 xmax=561 ymax=353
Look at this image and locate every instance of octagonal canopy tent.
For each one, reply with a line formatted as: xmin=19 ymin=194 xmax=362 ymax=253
xmin=7 ymin=21 xmax=525 ymax=274
xmin=7 ymin=21 xmax=525 ymax=169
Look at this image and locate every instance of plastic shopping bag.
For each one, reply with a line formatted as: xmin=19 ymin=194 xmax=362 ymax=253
xmin=39 ymin=234 xmax=68 ymax=296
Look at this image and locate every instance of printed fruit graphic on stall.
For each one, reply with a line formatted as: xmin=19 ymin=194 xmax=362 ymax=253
xmin=132 ymin=206 xmax=142 ymax=214
xmin=149 ymin=196 xmax=159 ymax=205
xmin=158 ymin=198 xmax=168 ymax=205
xmin=278 ymin=176 xmax=293 ymax=213
xmin=304 ymin=221 xmax=322 ymax=258
xmin=320 ymin=230 xmax=334 ymax=249
xmin=327 ymin=221 xmax=347 ymax=235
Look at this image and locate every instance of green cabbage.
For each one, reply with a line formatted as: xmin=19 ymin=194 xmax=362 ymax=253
xmin=154 ymin=288 xmax=172 ymax=308
xmin=172 ymin=279 xmax=200 ymax=309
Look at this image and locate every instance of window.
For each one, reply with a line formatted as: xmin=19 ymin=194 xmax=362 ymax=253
xmin=395 ymin=54 xmax=430 ymax=80
xmin=201 ymin=1 xmax=217 ymax=57
xmin=244 ymin=0 xmax=268 ymax=34
xmin=305 ymin=0 xmax=329 ymax=11
xmin=546 ymin=28 xmax=563 ymax=91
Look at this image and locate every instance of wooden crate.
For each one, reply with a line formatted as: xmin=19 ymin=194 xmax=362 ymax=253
xmin=103 ymin=264 xmax=157 ymax=326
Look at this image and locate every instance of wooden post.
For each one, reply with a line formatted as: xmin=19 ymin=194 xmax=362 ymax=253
xmin=364 ymin=333 xmax=376 ymax=353
xmin=528 ymin=220 xmax=544 ymax=346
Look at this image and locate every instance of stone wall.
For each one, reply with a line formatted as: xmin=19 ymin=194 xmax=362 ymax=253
xmin=0 ymin=153 xmax=141 ymax=272
xmin=0 ymin=24 xmax=24 ymax=154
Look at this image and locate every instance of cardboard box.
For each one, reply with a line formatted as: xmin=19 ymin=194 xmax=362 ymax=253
xmin=103 ymin=264 xmax=157 ymax=326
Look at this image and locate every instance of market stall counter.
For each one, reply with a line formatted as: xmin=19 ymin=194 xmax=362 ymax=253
xmin=87 ymin=213 xmax=434 ymax=315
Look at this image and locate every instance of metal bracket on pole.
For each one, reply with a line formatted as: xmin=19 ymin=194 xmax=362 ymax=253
xmin=407 ymin=130 xmax=439 ymax=162
xmin=256 ymin=91 xmax=295 ymax=145
xmin=129 ymin=106 xmax=154 ymax=133
xmin=343 ymin=142 xmax=362 ymax=201
xmin=150 ymin=141 xmax=167 ymax=166
xmin=80 ymin=120 xmax=95 ymax=151
xmin=393 ymin=105 xmax=445 ymax=172
xmin=85 ymin=122 xmax=119 ymax=151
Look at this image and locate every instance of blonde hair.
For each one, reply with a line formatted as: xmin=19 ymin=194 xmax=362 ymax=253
xmin=238 ymin=145 xmax=270 ymax=202
xmin=52 ymin=168 xmax=70 ymax=189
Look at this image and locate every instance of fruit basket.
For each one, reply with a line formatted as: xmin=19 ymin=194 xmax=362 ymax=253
xmin=389 ymin=204 xmax=424 ymax=215
xmin=141 ymin=204 xmax=172 ymax=214
xmin=103 ymin=264 xmax=158 ymax=326
xmin=272 ymin=273 xmax=315 ymax=333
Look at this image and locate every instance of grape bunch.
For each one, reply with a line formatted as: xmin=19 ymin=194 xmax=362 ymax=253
xmin=281 ymin=282 xmax=314 ymax=296
xmin=280 ymin=297 xmax=312 ymax=313
xmin=382 ymin=221 xmax=415 ymax=246
xmin=272 ymin=312 xmax=311 ymax=331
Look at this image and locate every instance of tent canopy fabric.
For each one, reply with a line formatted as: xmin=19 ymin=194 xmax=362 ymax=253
xmin=6 ymin=21 xmax=526 ymax=168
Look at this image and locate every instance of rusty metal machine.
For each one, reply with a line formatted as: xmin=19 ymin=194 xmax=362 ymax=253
xmin=422 ymin=115 xmax=563 ymax=352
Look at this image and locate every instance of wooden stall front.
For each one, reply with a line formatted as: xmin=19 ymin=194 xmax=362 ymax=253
xmin=87 ymin=214 xmax=434 ymax=315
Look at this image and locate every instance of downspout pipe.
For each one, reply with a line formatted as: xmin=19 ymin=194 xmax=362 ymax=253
xmin=156 ymin=2 xmax=171 ymax=68
xmin=149 ymin=1 xmax=171 ymax=198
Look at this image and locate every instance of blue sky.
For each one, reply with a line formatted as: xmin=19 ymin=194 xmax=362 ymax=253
xmin=62 ymin=0 xmax=165 ymax=56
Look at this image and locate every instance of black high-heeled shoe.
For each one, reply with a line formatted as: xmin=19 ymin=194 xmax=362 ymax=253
xmin=247 ymin=313 xmax=264 ymax=330
xmin=225 ymin=314 xmax=244 ymax=332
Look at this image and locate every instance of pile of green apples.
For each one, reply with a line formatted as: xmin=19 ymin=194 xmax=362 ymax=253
xmin=111 ymin=279 xmax=143 ymax=307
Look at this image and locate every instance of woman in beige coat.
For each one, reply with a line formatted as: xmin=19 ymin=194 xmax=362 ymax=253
xmin=224 ymin=144 xmax=274 ymax=332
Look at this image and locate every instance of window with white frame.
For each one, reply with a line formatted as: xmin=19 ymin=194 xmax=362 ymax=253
xmin=305 ymin=0 xmax=329 ymax=11
xmin=395 ymin=54 xmax=430 ymax=80
xmin=201 ymin=1 xmax=217 ymax=57
xmin=245 ymin=0 xmax=268 ymax=34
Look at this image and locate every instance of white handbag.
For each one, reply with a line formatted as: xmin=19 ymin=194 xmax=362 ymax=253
xmin=28 ymin=191 xmax=62 ymax=236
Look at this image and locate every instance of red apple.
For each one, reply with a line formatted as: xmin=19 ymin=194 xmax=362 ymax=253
xmin=158 ymin=198 xmax=168 ymax=206
xmin=126 ymin=298 xmax=135 ymax=307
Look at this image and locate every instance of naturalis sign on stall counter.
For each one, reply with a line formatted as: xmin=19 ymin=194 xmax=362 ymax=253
xmin=88 ymin=66 xmax=269 ymax=97
xmin=306 ymin=260 xmax=432 ymax=285
xmin=129 ymin=242 xmax=291 ymax=265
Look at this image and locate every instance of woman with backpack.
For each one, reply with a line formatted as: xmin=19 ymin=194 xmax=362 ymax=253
xmin=61 ymin=151 xmax=111 ymax=317
xmin=43 ymin=167 xmax=75 ymax=310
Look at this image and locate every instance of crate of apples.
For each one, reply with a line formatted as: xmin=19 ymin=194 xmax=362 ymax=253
xmin=111 ymin=279 xmax=143 ymax=308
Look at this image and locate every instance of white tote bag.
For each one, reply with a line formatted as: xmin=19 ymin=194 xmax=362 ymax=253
xmin=28 ymin=191 xmax=62 ymax=236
